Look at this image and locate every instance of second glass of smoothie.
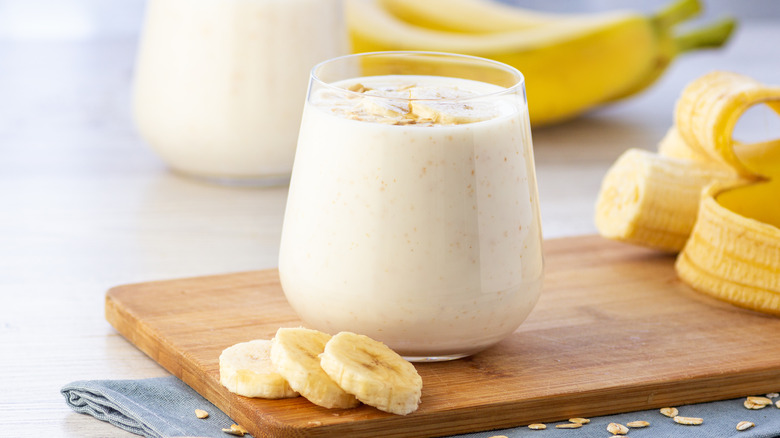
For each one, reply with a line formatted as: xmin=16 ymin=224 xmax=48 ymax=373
xmin=279 ymin=52 xmax=544 ymax=361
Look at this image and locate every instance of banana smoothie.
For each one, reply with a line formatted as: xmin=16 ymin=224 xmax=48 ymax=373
xmin=279 ymin=65 xmax=543 ymax=359
xmin=132 ymin=0 xmax=345 ymax=182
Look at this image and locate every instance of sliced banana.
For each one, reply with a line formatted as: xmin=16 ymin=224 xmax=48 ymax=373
xmin=219 ymin=340 xmax=299 ymax=399
xmin=320 ymin=331 xmax=422 ymax=415
xmin=409 ymin=86 xmax=495 ymax=125
xmin=270 ymin=327 xmax=360 ymax=409
xmin=409 ymin=100 xmax=495 ymax=124
xmin=358 ymin=95 xmax=410 ymax=120
xmin=341 ymin=81 xmax=500 ymax=125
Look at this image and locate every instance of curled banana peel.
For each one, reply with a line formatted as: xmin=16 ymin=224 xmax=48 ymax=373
xmin=596 ymin=71 xmax=780 ymax=315
xmin=346 ymin=0 xmax=736 ymax=127
xmin=677 ymin=181 xmax=780 ymax=315
xmin=675 ymin=72 xmax=780 ymax=176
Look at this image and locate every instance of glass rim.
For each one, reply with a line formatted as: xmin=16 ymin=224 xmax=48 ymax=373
xmin=309 ymin=51 xmax=526 ymax=103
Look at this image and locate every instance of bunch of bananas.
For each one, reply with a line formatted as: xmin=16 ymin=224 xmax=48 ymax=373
xmin=596 ymin=71 xmax=780 ymax=315
xmin=345 ymin=0 xmax=736 ymax=127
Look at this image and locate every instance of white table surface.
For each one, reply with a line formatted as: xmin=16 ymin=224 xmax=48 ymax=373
xmin=1 ymin=17 xmax=779 ymax=438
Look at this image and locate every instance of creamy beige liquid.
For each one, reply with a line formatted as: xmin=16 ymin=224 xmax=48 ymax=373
xmin=132 ymin=0 xmax=346 ymax=182
xmin=278 ymin=75 xmax=543 ymax=357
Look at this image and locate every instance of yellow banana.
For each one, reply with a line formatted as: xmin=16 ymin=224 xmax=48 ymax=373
xmin=348 ymin=0 xmax=658 ymax=127
xmin=345 ymin=0 xmax=734 ymax=127
xmin=378 ymin=0 xmax=700 ymax=34
xmin=606 ymin=17 xmax=736 ymax=103
xmin=377 ymin=0 xmax=569 ymax=33
xmin=379 ymin=0 xmax=733 ymax=105
xmin=657 ymin=126 xmax=779 ymax=173
xmin=595 ymin=148 xmax=742 ymax=252
xmin=657 ymin=126 xmax=712 ymax=162
xmin=597 ymin=71 xmax=780 ymax=315
xmin=672 ymin=72 xmax=780 ymax=313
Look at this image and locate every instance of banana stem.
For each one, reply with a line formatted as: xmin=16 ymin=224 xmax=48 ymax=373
xmin=653 ymin=0 xmax=702 ymax=29
xmin=674 ymin=18 xmax=737 ymax=53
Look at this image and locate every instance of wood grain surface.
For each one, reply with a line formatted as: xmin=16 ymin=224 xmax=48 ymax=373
xmin=105 ymin=235 xmax=780 ymax=438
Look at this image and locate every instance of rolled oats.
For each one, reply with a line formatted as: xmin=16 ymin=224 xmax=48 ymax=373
xmin=555 ymin=423 xmax=582 ymax=429
xmin=673 ymin=415 xmax=703 ymax=425
xmin=607 ymin=422 xmax=629 ymax=435
xmin=736 ymin=421 xmax=755 ymax=431
xmin=660 ymin=407 xmax=678 ymax=417
xmin=194 ymin=409 xmax=209 ymax=419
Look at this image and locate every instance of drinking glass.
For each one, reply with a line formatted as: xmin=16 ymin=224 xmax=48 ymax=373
xmin=132 ymin=0 xmax=346 ymax=185
xmin=278 ymin=52 xmax=544 ymax=361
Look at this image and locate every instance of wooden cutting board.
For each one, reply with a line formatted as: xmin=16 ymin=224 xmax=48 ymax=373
xmin=105 ymin=235 xmax=780 ymax=437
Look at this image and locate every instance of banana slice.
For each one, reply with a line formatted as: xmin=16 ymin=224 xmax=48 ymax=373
xmin=358 ymin=95 xmax=410 ymax=120
xmin=409 ymin=100 xmax=495 ymax=125
xmin=320 ymin=331 xmax=422 ymax=415
xmin=409 ymin=86 xmax=495 ymax=125
xmin=270 ymin=328 xmax=360 ymax=409
xmin=219 ymin=340 xmax=299 ymax=399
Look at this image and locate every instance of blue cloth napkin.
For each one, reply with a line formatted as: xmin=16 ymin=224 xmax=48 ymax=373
xmin=63 ymin=376 xmax=780 ymax=438
xmin=61 ymin=376 xmax=251 ymax=438
xmin=455 ymin=396 xmax=780 ymax=438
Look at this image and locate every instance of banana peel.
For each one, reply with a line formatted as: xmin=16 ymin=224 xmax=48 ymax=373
xmin=596 ymin=71 xmax=780 ymax=315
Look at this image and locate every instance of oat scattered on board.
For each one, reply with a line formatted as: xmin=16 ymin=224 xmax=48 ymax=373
xmin=660 ymin=407 xmax=678 ymax=417
xmin=776 ymin=400 xmax=780 ymax=409
xmin=194 ymin=409 xmax=209 ymax=419
xmin=673 ymin=415 xmax=703 ymax=425
xmin=745 ymin=399 xmax=767 ymax=410
xmin=555 ymin=422 xmax=582 ymax=429
xmin=736 ymin=421 xmax=755 ymax=431
xmin=487 ymin=435 xmax=509 ymax=438
xmin=767 ymin=392 xmax=779 ymax=398
xmin=222 ymin=423 xmax=249 ymax=436
xmin=748 ymin=396 xmax=773 ymax=406
xmin=607 ymin=422 xmax=629 ymax=435
xmin=569 ymin=417 xmax=590 ymax=424
xmin=527 ymin=423 xmax=546 ymax=430
xmin=627 ymin=420 xmax=649 ymax=428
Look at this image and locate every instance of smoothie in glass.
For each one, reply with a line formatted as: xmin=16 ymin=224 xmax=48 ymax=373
xmin=279 ymin=53 xmax=543 ymax=360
